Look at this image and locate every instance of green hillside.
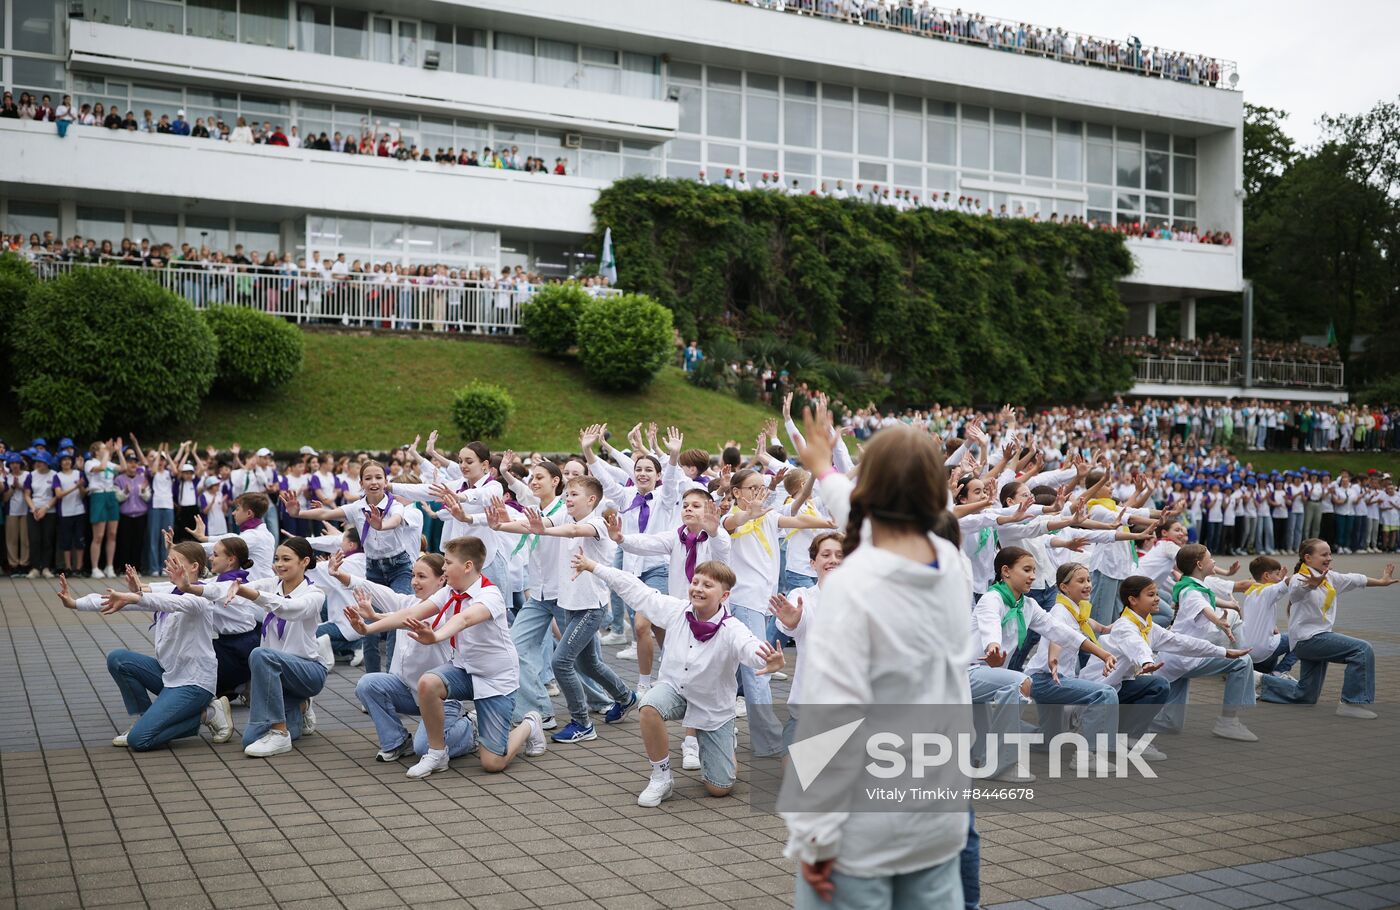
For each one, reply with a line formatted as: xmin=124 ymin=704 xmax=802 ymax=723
xmin=129 ymin=330 xmax=773 ymax=453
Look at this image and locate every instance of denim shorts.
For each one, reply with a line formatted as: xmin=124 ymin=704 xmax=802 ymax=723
xmin=425 ymin=663 xmax=517 ymax=757
xmin=641 ymin=682 xmax=737 ymax=788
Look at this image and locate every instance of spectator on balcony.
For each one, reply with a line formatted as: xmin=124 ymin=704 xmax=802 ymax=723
xmin=554 ymin=158 xmax=568 ymax=175
xmin=0 ymin=92 xmax=19 ymax=119
xmin=191 ymin=118 xmax=210 ymax=139
xmin=121 ymin=110 xmax=138 ymax=131
xmin=103 ymin=105 xmax=123 ymax=130
xmin=156 ymin=114 xmax=173 ymax=134
xmin=140 ymin=109 xmax=156 ymax=133
xmin=33 ymin=94 xmax=55 ymax=122
xmin=54 ymin=95 xmax=75 ymax=122
xmin=266 ymin=125 xmax=289 ymax=147
xmin=171 ymin=111 xmax=191 ymax=137
xmin=229 ymin=117 xmax=254 ymax=145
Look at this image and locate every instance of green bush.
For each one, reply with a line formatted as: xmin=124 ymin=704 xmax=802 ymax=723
xmin=450 ymin=380 xmax=515 ymax=440
xmin=0 ymin=252 xmax=38 ymax=386
xmin=521 ymin=283 xmax=591 ymax=356
xmin=15 ymin=375 xmax=104 ymax=438
xmin=575 ymin=293 xmax=675 ymax=391
xmin=201 ymin=304 xmax=305 ymax=398
xmin=12 ymin=267 xmax=217 ymax=434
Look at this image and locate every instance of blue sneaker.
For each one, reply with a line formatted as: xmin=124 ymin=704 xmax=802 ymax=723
xmin=604 ymin=691 xmax=638 ymax=725
xmin=551 ymin=721 xmax=597 ymax=744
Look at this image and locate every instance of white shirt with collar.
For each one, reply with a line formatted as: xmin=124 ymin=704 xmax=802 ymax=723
xmin=972 ymin=586 xmax=1085 ymax=665
xmin=1286 ymin=569 xmax=1366 ymax=645
xmin=429 ymin=576 xmax=517 ymax=697
xmin=342 ymin=494 xmax=422 ymax=561
xmin=553 ymin=512 xmax=616 ymax=611
xmin=618 ymin=524 xmax=732 ymax=598
xmin=76 ymin=586 xmax=218 ymax=694
xmin=204 ymin=522 xmax=276 ymax=583
xmin=204 ymin=576 xmax=325 ymax=661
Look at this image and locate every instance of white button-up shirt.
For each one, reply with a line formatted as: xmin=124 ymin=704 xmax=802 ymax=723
xmin=618 ymin=524 xmax=732 ymax=598
xmin=204 ymin=576 xmax=324 ymax=661
xmin=431 ymin=577 xmax=518 ymax=698
xmin=1287 ymin=569 xmax=1366 ymax=645
xmin=78 ymin=586 xmax=218 ymax=694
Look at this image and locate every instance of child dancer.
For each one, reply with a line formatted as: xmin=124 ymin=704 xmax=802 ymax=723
xmin=1259 ymin=539 xmax=1396 ymax=716
xmin=55 ymin=542 xmax=233 ymax=749
xmin=181 ymin=537 xmax=327 ymax=757
xmin=191 ymin=492 xmax=275 ymax=579
xmin=311 ymin=526 xmax=366 ymax=668
xmin=1235 ymin=556 xmax=1300 ymax=676
xmin=572 ymin=550 xmax=783 ymax=806
xmin=768 ymin=531 xmax=844 ymax=749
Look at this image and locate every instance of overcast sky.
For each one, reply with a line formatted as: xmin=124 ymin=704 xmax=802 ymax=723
xmin=977 ymin=1 xmax=1400 ymax=147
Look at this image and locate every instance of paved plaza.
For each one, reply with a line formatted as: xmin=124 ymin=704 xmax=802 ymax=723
xmin=3 ymin=557 xmax=1400 ymax=909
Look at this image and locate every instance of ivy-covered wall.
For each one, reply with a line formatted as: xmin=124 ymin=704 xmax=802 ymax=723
xmin=591 ymin=178 xmax=1136 ymax=405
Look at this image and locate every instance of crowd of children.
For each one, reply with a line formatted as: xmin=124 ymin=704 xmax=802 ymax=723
xmin=19 ymin=398 xmax=1397 ymax=910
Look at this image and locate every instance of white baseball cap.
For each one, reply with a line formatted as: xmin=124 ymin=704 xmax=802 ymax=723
xmin=177 ymin=109 xmax=185 ymax=117
xmin=255 ymin=447 xmax=272 ymax=457
xmin=180 ymin=463 xmax=195 ymax=472
xmin=299 ymin=446 xmax=319 ymax=456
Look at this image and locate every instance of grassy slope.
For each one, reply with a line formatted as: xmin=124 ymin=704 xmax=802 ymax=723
xmin=1238 ymin=450 xmax=1400 ymax=477
xmin=160 ymin=330 xmax=775 ymax=452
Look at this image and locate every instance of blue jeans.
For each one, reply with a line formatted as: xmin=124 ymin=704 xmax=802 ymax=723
xmin=510 ymin=597 xmax=559 ymax=722
xmin=968 ymin=665 xmax=1026 ymax=775
xmin=314 ymin=621 xmax=358 ymax=659
xmin=364 ymin=552 xmax=413 ymax=674
xmin=1286 ymin=512 xmax=1303 ymax=551
xmin=1117 ymin=674 xmax=1170 ymax=738
xmin=960 ymin=811 xmax=979 ymax=910
xmin=733 ymin=602 xmax=784 ymax=757
xmin=106 ymin=649 xmax=213 ymax=751
xmin=1088 ymin=571 xmax=1122 ymax=627
xmin=782 ymin=569 xmax=816 ymax=596
xmin=795 ymin=855 xmax=962 ymax=909
xmin=144 ymin=507 xmax=174 ymax=575
xmin=1259 ymin=631 xmax=1374 ymax=705
xmin=213 ymin=627 xmax=259 ymax=697
xmin=1153 ymin=655 xmax=1253 ymax=733
xmin=552 ymin=606 xmax=629 ymax=726
xmin=1029 ymin=671 xmax=1117 ymax=742
xmin=1253 ymin=634 xmax=1298 ymax=675
xmin=242 ymin=647 xmax=328 ymax=747
xmin=1257 ymin=513 xmax=1275 ymax=552
xmin=606 ymin=547 xmax=627 ymax=635
xmin=354 ymin=671 xmax=474 ymax=756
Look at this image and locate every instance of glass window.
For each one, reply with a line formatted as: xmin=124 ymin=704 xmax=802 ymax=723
xmin=707 ymin=66 xmax=741 ymax=88
xmin=339 ymin=218 xmax=371 ymax=247
xmin=1025 ymin=114 xmax=1052 ymax=134
xmin=1087 ymin=122 xmax=1113 ymax=141
xmin=622 ymin=156 xmax=660 ymax=178
xmin=669 ymin=60 xmax=701 ymax=83
xmin=582 ymin=46 xmax=617 ymax=66
xmin=961 ymin=104 xmax=989 ymax=123
xmin=993 ymin=109 xmax=1020 ymax=128
xmin=821 ymin=155 xmax=852 ymax=180
xmin=133 ymin=211 xmax=178 ymax=246
xmin=821 ymin=104 xmax=852 ymax=152
xmin=305 ymin=216 xmax=335 ymax=249
xmin=132 ymin=83 xmax=183 ymax=106
xmin=785 ymin=151 xmax=814 ymax=175
xmin=1145 ymin=195 xmax=1169 ymax=216
xmin=493 ymin=33 xmax=534 ymax=82
xmin=580 ymin=149 xmax=621 ymax=180
xmin=858 ymin=161 xmax=886 ymax=182
xmin=1146 ymin=131 xmax=1170 ymax=152
xmin=1116 ymin=193 xmax=1140 ymax=212
xmin=746 ymin=146 xmax=777 ymax=171
xmin=372 ymin=220 xmax=405 ymax=251
xmin=332 ymin=8 xmax=366 ymax=59
xmin=1116 ymin=148 xmax=1141 ymax=188
xmin=926 ymin=168 xmax=955 ymax=192
xmin=186 ymin=216 xmax=229 ymax=253
xmin=1116 ymin=127 xmax=1141 ymax=146
xmin=893 ymin=93 xmax=921 ymax=115
xmin=1173 ymin=156 xmax=1196 ymax=195
xmin=784 ymin=77 xmax=817 ymax=98
xmin=858 ymin=88 xmax=888 ymax=109
xmin=1087 ymin=209 xmax=1111 ymax=224
xmin=707 ymin=90 xmax=741 ymax=140
xmin=395 ymin=22 xmax=417 ymax=67
xmin=242 ymin=94 xmax=289 ymax=118
xmin=1145 ymin=151 xmax=1169 ymax=192
xmin=12 ymin=57 xmax=64 ymax=91
xmin=76 ymin=207 xmax=125 ymax=242
xmin=422 ymin=22 xmax=453 ymax=71
xmin=929 ymin=100 xmax=956 ymax=119
xmin=784 ymin=100 xmax=816 ymax=147
xmin=747 ymin=94 xmax=778 ymax=144
xmin=1174 ymin=136 xmax=1196 ymax=155
xmin=580 ymin=62 xmax=619 ymax=94
xmin=1025 ymin=133 xmax=1052 ymax=178
xmin=747 ymin=72 xmax=779 ymax=95
xmin=893 ymin=163 xmax=921 ymax=188
xmin=13 ymin=0 xmax=58 ymax=52
xmin=296 ymin=3 xmax=331 ymax=54
xmin=676 ymin=85 xmax=702 ymax=134
xmin=666 ymin=160 xmax=697 ymax=179
xmin=132 ymin=0 xmax=181 ymax=33
xmin=420 ymin=117 xmax=454 ymax=151
xmin=621 ymin=52 xmax=659 ymax=99
xmin=994 ymin=128 xmax=1021 ymax=174
xmin=454 ymin=28 xmax=486 ymax=75
xmin=893 ymin=115 xmax=921 ymax=161
xmin=239 ymin=0 xmax=287 ymax=46
xmin=186 ymin=0 xmax=236 ymax=41
xmin=1172 ymin=199 xmax=1196 ymax=219
xmin=668 ymin=137 xmax=701 ymax=161
xmin=441 ymin=227 xmax=472 ymax=258
xmin=1087 ymin=143 xmax=1112 ymax=184
xmin=707 ymin=143 xmax=740 ymax=165
xmin=927 ymin=119 xmax=955 ymax=165
xmin=822 ymin=83 xmax=852 ymax=103
xmin=369 ymin=16 xmax=390 ymax=63
xmin=960 ymin=123 xmax=989 ymax=170
xmin=858 ymin=108 xmax=888 ymax=157
xmin=81 ymin=0 xmax=124 ymax=25
xmin=236 ymin=219 xmax=281 ymax=253
xmin=1087 ymin=187 xmax=1112 ymax=209
xmin=405 ymin=223 xmax=437 ymax=254
xmin=536 ymin=39 xmax=578 ymax=88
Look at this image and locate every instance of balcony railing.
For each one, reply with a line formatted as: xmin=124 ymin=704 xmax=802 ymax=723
xmin=1133 ymin=356 xmax=1344 ymax=390
xmin=24 ymin=259 xmax=618 ymax=334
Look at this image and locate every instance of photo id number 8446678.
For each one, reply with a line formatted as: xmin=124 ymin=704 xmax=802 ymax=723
xmin=968 ymin=788 xmax=1034 ymax=801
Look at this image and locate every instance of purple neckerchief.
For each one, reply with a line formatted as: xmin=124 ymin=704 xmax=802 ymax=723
xmin=262 ymin=578 xmax=311 ymax=639
xmin=685 ymin=608 xmax=728 ymax=643
xmin=238 ymin=516 xmax=262 ymax=531
xmin=361 ymin=493 xmax=394 ymax=541
xmin=150 ymin=586 xmax=183 ymax=629
xmin=216 ymin=569 xmax=249 ymax=584
xmin=504 ymin=499 xmax=525 ymax=514
xmin=677 ymin=527 xmax=709 ymax=581
xmin=625 ymin=491 xmax=652 ymax=532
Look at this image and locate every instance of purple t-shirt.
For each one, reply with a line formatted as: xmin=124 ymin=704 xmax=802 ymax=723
xmin=115 ymin=469 xmax=150 ymax=517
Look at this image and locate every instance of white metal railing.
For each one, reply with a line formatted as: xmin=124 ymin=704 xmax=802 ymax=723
xmin=1133 ymin=355 xmax=1344 ymax=390
xmin=23 ymin=258 xmax=619 ymax=334
xmin=736 ymin=0 xmax=1238 ymax=89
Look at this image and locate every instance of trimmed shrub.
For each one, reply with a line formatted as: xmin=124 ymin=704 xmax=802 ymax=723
xmin=201 ymin=304 xmax=305 ymax=398
xmin=574 ymin=293 xmax=675 ymax=392
xmin=12 ymin=267 xmax=217 ymax=434
xmin=0 ymin=252 xmax=38 ymax=386
xmin=15 ymin=375 xmax=104 ymax=438
xmin=451 ymin=380 xmax=515 ymax=440
xmin=521 ymin=283 xmax=591 ymax=356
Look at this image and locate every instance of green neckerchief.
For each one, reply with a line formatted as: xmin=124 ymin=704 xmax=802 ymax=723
xmin=512 ymin=497 xmax=564 ymax=556
xmin=1127 ymin=538 xmax=1140 ymax=565
xmin=1171 ymin=575 xmax=1216 ymax=610
xmin=976 ymin=526 xmax=997 ymax=554
xmin=990 ymin=580 xmax=1027 ymax=647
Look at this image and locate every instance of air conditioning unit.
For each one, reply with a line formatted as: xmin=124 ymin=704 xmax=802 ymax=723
xmin=564 ymin=133 xmax=582 ymax=149
xmin=423 ymin=49 xmax=441 ymax=70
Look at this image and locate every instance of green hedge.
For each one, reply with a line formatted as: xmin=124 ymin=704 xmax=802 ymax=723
xmin=451 ymin=380 xmax=515 ymax=440
xmin=201 ymin=304 xmax=305 ymax=398
xmin=521 ymin=283 xmax=591 ymax=356
xmin=575 ymin=293 xmax=674 ymax=391
xmin=13 ymin=267 xmax=217 ymax=434
xmin=0 ymin=252 xmax=39 ymax=388
xmin=591 ymin=178 xmax=1135 ymax=404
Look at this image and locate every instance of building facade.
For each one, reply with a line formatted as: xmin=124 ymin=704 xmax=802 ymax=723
xmin=2 ymin=0 xmax=1243 ymax=314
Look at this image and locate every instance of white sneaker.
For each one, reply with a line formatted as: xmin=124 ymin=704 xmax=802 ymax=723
xmin=244 ymin=730 xmax=292 ymax=757
xmin=205 ymin=696 xmax=233 ymax=743
xmin=682 ymin=737 xmax=701 ymax=771
xmin=1253 ymin=670 xmax=1264 ymax=698
xmin=104 ymin=565 xmax=117 ymax=579
xmin=772 ymin=671 xmax=789 ymax=681
xmin=599 ymin=631 xmax=627 ymax=646
xmin=735 ymin=696 xmax=747 ymax=718
xmin=302 ymin=699 xmax=317 ymax=735
xmin=616 ymin=645 xmax=638 ymax=661
xmin=91 ymin=568 xmax=104 ymax=579
xmin=376 ymin=739 xmax=415 ymax=762
xmin=1211 ymin=717 xmax=1258 ymax=742
xmin=540 ymin=715 xmax=558 ymax=731
xmin=406 ymin=748 xmax=450 ymax=779
xmin=26 ymin=569 xmax=39 ymax=579
xmin=356 ymin=700 xmax=368 ymax=714
xmin=1135 ymin=739 xmax=1168 ymax=761
xmin=350 ymin=648 xmax=364 ymax=668
xmin=546 ymin=681 xmax=560 ymax=696
xmin=112 ymin=728 xmax=131 ymax=747
xmin=991 ymin=765 xmax=1036 ymax=783
xmin=524 ymin=711 xmax=548 ymax=757
xmin=637 ymin=773 xmax=674 ymax=808
xmin=316 ymin=635 xmax=335 ymax=670
xmin=636 ymin=680 xmax=652 ymax=695
xmin=42 ymin=569 xmax=54 ymax=578
xmin=1337 ymin=703 xmax=1378 ymax=719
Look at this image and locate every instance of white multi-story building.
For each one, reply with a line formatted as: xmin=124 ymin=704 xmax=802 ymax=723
xmin=2 ymin=0 xmax=1243 ymax=328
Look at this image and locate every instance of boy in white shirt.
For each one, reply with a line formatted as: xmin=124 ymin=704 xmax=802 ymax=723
xmin=571 ymin=550 xmax=784 ymax=807
xmin=190 ymin=492 xmax=276 ymax=580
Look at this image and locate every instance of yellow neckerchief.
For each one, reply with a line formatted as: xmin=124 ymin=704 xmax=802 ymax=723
xmin=731 ymin=513 xmax=774 ymax=557
xmin=1056 ymin=593 xmax=1097 ymax=643
xmin=1121 ymin=607 xmax=1153 ymax=642
xmin=1243 ymin=581 xmax=1275 ymax=598
xmin=1087 ymin=497 xmax=1118 ymax=513
xmin=1299 ymin=565 xmax=1337 ymax=616
xmin=782 ymin=495 xmax=819 ymax=541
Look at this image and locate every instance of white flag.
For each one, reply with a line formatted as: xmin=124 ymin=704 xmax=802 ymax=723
xmin=600 ymin=227 xmax=618 ymax=284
